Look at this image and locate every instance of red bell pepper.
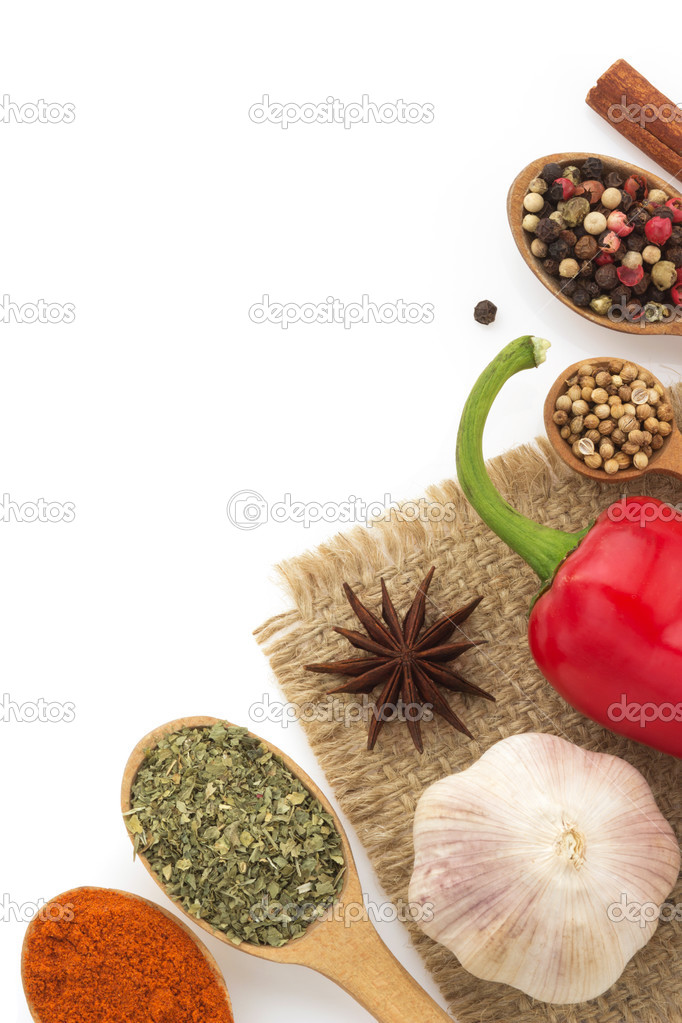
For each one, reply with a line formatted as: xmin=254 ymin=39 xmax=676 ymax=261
xmin=456 ymin=335 xmax=682 ymax=758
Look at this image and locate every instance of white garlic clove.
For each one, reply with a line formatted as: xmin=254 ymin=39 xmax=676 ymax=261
xmin=408 ymin=733 xmax=680 ymax=1005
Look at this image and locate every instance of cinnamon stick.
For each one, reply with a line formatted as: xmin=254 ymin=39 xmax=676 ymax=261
xmin=586 ymin=59 xmax=682 ymax=183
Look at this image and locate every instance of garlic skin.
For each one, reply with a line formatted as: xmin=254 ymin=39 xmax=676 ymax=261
xmin=408 ymin=733 xmax=680 ymax=1005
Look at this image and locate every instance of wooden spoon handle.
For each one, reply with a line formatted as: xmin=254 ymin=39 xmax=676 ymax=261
xmin=307 ymin=913 xmax=452 ymax=1023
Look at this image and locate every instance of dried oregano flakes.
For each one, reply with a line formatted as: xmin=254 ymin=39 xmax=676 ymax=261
xmin=126 ymin=723 xmax=346 ymax=946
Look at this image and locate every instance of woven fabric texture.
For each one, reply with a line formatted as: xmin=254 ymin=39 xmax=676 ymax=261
xmin=255 ymin=412 xmax=682 ymax=1023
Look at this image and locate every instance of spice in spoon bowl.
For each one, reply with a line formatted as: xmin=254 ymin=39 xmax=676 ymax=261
xmin=22 ymin=886 xmax=233 ymax=1023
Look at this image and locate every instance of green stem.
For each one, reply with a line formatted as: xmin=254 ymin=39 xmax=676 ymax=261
xmin=456 ymin=335 xmax=589 ymax=589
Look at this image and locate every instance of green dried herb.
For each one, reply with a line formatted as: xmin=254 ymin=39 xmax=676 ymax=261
xmin=127 ymin=723 xmax=346 ymax=946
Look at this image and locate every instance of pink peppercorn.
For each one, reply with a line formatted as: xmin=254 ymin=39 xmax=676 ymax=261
xmin=617 ymin=264 xmax=645 ymax=287
xmin=600 ymin=231 xmax=622 ymax=254
xmin=607 ymin=210 xmax=634 ymax=237
xmin=645 ymin=216 xmax=673 ymax=246
xmin=624 ymin=174 xmax=648 ymax=201
xmin=666 ymin=198 xmax=682 ymax=224
xmin=595 ymin=251 xmax=615 ymax=266
xmin=672 ymin=284 xmax=682 ymax=307
xmin=553 ymin=177 xmax=576 ymax=200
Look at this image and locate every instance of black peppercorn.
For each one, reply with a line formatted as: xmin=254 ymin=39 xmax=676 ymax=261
xmin=559 ymin=229 xmax=578 ymax=248
xmin=549 ymin=183 xmax=565 ymax=203
xmin=581 ymin=157 xmax=603 ymax=180
xmin=595 ymin=264 xmax=619 ymax=290
xmin=664 ymin=245 xmax=682 ymax=267
xmin=584 ymin=280 xmax=600 ymax=299
xmin=654 ymin=206 xmax=675 ymax=223
xmin=543 ymin=258 xmax=561 ymax=276
xmin=611 ymin=284 xmax=632 ymax=304
xmin=670 ymin=226 xmax=682 ymax=246
xmin=626 ymin=233 xmax=646 ymax=253
xmin=633 ymin=271 xmax=651 ymax=296
xmin=573 ymin=225 xmax=587 ymax=240
xmin=620 ymin=192 xmax=634 ymax=213
xmin=473 ymin=299 xmax=497 ymax=325
xmin=536 ymin=218 xmax=562 ymax=243
xmin=572 ymin=286 xmax=591 ymax=307
xmin=578 ymin=260 xmax=595 ymax=279
xmin=574 ymin=235 xmax=599 ymax=260
xmin=549 ymin=239 xmax=572 ymax=261
xmin=539 ymin=162 xmax=562 ymax=184
xmin=647 ymin=287 xmax=668 ymax=304
xmin=629 ymin=207 xmax=650 ymax=230
xmin=563 ymin=278 xmax=578 ymax=297
xmin=605 ymin=170 xmax=625 ymax=189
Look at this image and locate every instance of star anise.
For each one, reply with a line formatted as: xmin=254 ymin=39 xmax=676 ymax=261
xmin=305 ymin=567 xmax=493 ymax=752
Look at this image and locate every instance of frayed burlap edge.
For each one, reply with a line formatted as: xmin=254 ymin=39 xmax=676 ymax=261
xmin=255 ymin=405 xmax=682 ymax=1023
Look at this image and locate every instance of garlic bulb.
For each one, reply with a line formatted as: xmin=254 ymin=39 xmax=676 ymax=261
xmin=408 ymin=733 xmax=680 ymax=1004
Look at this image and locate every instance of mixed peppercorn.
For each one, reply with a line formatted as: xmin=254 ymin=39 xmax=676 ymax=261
xmin=522 ymin=158 xmax=682 ymax=322
xmin=552 ymin=360 xmax=674 ymax=474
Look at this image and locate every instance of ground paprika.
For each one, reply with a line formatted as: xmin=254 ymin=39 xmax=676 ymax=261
xmin=22 ymin=887 xmax=234 ymax=1023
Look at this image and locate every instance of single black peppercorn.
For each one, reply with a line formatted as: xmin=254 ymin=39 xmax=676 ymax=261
xmin=605 ymin=170 xmax=625 ymax=189
xmin=654 ymin=206 xmax=675 ymax=223
xmin=620 ymin=192 xmax=634 ymax=213
xmin=543 ymin=258 xmax=561 ymax=276
xmin=595 ymin=264 xmax=619 ymax=290
xmin=611 ymin=284 xmax=632 ymax=304
xmin=539 ymin=162 xmax=562 ymax=184
xmin=578 ymin=260 xmax=595 ymax=279
xmin=647 ymin=287 xmax=668 ymax=304
xmin=581 ymin=157 xmax=603 ymax=180
xmin=633 ymin=271 xmax=651 ymax=296
xmin=473 ymin=299 xmax=497 ymax=325
xmin=573 ymin=225 xmax=587 ymax=240
xmin=549 ymin=183 xmax=565 ymax=203
xmin=572 ymin=286 xmax=591 ymax=307
xmin=549 ymin=239 xmax=572 ymax=261
xmin=584 ymin=280 xmax=600 ymax=299
xmin=562 ymin=278 xmax=578 ymax=297
xmin=559 ymin=229 xmax=578 ymax=248
xmin=629 ymin=207 xmax=650 ymax=230
xmin=536 ymin=218 xmax=562 ymax=243
xmin=670 ymin=226 xmax=682 ymax=246
xmin=664 ymin=245 xmax=682 ymax=267
xmin=626 ymin=233 xmax=646 ymax=253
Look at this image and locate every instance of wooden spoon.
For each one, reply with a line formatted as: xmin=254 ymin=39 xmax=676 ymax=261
xmin=508 ymin=152 xmax=682 ymax=335
xmin=21 ymin=886 xmax=234 ymax=1022
xmin=121 ymin=716 xmax=452 ymax=1023
xmin=544 ymin=356 xmax=682 ymax=484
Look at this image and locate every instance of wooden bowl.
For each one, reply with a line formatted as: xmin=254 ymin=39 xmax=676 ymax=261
xmin=21 ymin=886 xmax=233 ymax=1022
xmin=508 ymin=152 xmax=682 ymax=335
xmin=121 ymin=716 xmax=452 ymax=1023
xmin=544 ymin=357 xmax=682 ymax=484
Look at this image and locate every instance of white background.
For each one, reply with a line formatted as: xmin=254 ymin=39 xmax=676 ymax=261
xmin=2 ymin=5 xmax=681 ymax=1021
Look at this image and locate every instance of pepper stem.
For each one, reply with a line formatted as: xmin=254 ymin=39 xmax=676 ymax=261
xmin=456 ymin=335 xmax=589 ymax=589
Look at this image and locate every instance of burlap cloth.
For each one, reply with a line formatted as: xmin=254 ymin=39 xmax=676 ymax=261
xmin=255 ymin=389 xmax=682 ymax=1023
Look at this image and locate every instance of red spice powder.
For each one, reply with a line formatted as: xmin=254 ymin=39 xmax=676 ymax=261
xmin=22 ymin=888 xmax=233 ymax=1023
